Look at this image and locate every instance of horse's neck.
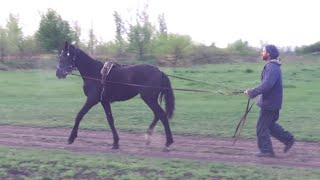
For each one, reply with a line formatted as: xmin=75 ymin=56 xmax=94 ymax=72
xmin=76 ymin=51 xmax=103 ymax=78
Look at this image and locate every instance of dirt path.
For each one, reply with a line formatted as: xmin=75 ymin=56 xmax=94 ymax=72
xmin=0 ymin=125 xmax=319 ymax=169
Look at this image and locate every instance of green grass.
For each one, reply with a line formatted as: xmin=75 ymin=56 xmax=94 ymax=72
xmin=1 ymin=61 xmax=320 ymax=141
xmin=1 ymin=146 xmax=320 ymax=179
xmin=1 ymin=61 xmax=320 ymax=179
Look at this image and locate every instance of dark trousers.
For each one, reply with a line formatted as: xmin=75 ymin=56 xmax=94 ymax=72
xmin=256 ymin=109 xmax=294 ymax=153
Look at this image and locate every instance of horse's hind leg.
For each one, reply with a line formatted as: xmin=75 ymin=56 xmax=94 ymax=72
xmin=101 ymin=101 xmax=120 ymax=149
xmin=145 ymin=115 xmax=159 ymax=145
xmin=142 ymin=97 xmax=173 ymax=151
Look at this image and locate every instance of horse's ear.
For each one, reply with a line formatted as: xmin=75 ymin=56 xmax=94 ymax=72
xmin=64 ymin=41 xmax=69 ymax=50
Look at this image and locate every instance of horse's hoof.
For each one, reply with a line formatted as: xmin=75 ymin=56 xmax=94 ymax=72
xmin=68 ymin=132 xmax=77 ymax=144
xmin=68 ymin=138 xmax=75 ymax=144
xmin=112 ymin=144 xmax=119 ymax=149
xmin=162 ymin=147 xmax=170 ymax=152
xmin=145 ymin=133 xmax=152 ymax=145
xmin=165 ymin=140 xmax=174 ymax=147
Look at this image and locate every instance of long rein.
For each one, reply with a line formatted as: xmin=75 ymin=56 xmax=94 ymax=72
xmin=70 ymin=72 xmax=244 ymax=96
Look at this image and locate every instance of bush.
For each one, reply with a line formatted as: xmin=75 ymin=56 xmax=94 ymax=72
xmin=188 ymin=44 xmax=232 ymax=64
xmin=295 ymin=41 xmax=320 ymax=54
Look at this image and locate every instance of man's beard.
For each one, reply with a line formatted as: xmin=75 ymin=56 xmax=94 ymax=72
xmin=262 ymin=54 xmax=268 ymax=60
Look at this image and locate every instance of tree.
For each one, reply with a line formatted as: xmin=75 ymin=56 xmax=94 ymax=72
xmin=95 ymin=41 xmax=118 ymax=56
xmin=73 ymin=21 xmax=81 ymax=47
xmin=87 ymin=24 xmax=97 ymax=55
xmin=113 ymin=11 xmax=126 ymax=54
xmin=0 ymin=26 xmax=7 ymax=61
xmin=6 ymin=14 xmax=24 ymax=55
xmin=21 ymin=36 xmax=38 ymax=56
xmin=296 ymin=41 xmax=320 ymax=54
xmin=226 ymin=39 xmax=256 ymax=55
xmin=36 ymin=9 xmax=74 ymax=52
xmin=152 ymin=33 xmax=193 ymax=65
xmin=158 ymin=13 xmax=167 ymax=36
xmin=127 ymin=3 xmax=155 ymax=60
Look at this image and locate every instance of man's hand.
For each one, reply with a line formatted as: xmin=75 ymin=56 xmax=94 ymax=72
xmin=244 ymin=89 xmax=251 ymax=99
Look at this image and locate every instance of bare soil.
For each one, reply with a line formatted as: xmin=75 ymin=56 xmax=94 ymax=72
xmin=0 ymin=125 xmax=319 ymax=169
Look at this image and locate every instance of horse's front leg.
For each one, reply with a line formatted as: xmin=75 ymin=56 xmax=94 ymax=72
xmin=68 ymin=98 xmax=98 ymax=144
xmin=101 ymin=101 xmax=120 ymax=149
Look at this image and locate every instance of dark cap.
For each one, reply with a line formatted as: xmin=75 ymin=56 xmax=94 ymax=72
xmin=265 ymin=44 xmax=279 ymax=59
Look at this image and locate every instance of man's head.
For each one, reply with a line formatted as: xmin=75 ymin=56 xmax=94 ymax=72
xmin=261 ymin=44 xmax=279 ymax=61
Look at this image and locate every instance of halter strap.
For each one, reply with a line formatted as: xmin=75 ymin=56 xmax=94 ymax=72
xmin=67 ymin=44 xmax=77 ymax=70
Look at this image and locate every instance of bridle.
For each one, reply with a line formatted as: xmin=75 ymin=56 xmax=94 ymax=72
xmin=57 ymin=45 xmax=77 ymax=75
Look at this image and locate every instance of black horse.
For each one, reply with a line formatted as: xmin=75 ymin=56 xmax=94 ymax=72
xmin=56 ymin=41 xmax=175 ymax=151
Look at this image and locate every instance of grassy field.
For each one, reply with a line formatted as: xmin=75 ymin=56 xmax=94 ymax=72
xmin=1 ymin=60 xmax=320 ymax=179
xmin=1 ymin=146 xmax=320 ymax=180
xmin=1 ymin=61 xmax=319 ymax=141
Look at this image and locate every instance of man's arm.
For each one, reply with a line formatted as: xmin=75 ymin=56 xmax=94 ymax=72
xmin=247 ymin=65 xmax=278 ymax=99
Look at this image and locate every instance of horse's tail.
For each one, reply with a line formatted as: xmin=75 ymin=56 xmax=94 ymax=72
xmin=159 ymin=72 xmax=175 ymax=119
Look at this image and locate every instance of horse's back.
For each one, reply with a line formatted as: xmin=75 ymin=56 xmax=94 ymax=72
xmin=129 ymin=64 xmax=162 ymax=83
xmin=102 ymin=64 xmax=163 ymax=101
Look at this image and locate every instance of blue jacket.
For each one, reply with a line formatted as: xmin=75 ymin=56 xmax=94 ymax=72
xmin=248 ymin=59 xmax=283 ymax=110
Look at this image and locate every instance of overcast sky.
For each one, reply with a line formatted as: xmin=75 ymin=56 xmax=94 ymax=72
xmin=0 ymin=0 xmax=319 ymax=48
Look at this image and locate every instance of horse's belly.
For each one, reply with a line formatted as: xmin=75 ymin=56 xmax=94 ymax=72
xmin=109 ymin=88 xmax=139 ymax=102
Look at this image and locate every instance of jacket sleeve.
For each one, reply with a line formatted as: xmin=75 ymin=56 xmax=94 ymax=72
xmin=248 ymin=65 xmax=278 ymax=99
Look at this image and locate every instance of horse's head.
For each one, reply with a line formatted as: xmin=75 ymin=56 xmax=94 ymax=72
xmin=56 ymin=41 xmax=77 ymax=79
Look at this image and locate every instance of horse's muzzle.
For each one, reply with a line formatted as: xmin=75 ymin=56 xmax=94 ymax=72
xmin=56 ymin=69 xmax=67 ymax=79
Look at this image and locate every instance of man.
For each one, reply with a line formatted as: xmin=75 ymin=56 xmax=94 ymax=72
xmin=244 ymin=44 xmax=295 ymax=157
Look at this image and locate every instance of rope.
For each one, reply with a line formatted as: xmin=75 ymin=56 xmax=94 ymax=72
xmin=167 ymin=74 xmax=233 ymax=90
xmin=70 ymin=73 xmax=244 ymax=96
xmin=167 ymin=74 xmax=219 ymax=86
xmin=232 ymin=99 xmax=255 ymax=145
